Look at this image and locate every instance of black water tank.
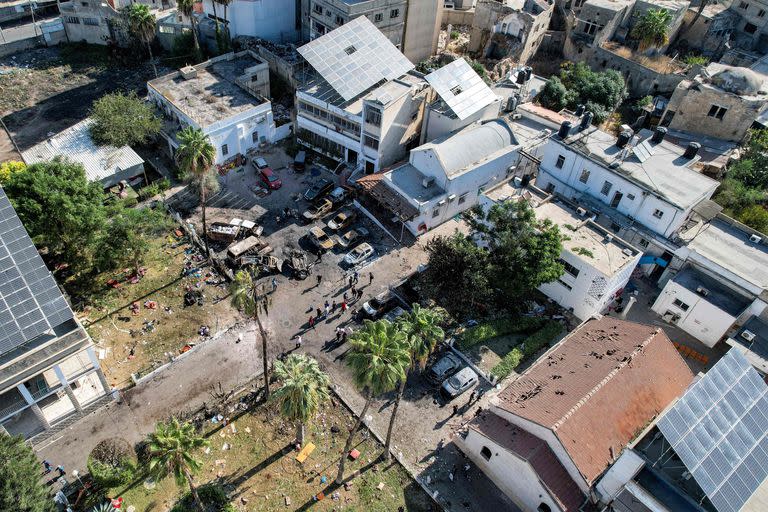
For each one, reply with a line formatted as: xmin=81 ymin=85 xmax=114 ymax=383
xmin=616 ymin=130 xmax=632 ymax=148
xmin=524 ymin=67 xmax=532 ymax=80
xmin=575 ymin=104 xmax=585 ymax=117
xmin=652 ymin=126 xmax=668 ymax=144
xmin=516 ymin=70 xmax=526 ymax=84
xmin=580 ymin=112 xmax=593 ymax=129
xmin=558 ymin=121 xmax=572 ymax=139
xmin=505 ymin=95 xmax=518 ymax=112
xmin=684 ymin=141 xmax=701 ymax=159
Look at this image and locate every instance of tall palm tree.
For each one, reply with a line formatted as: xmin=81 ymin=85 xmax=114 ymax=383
xmin=336 ymin=320 xmax=409 ymax=484
xmin=272 ymin=354 xmax=330 ymax=445
xmin=147 ymin=418 xmax=209 ymax=512
xmin=631 ymin=8 xmax=673 ymax=51
xmin=176 ymin=126 xmax=216 ymax=259
xmin=384 ymin=304 xmax=445 ymax=460
xmin=176 ymin=0 xmax=201 ymax=59
xmin=230 ymin=269 xmax=272 ymax=398
xmin=126 ymin=3 xmax=158 ymax=77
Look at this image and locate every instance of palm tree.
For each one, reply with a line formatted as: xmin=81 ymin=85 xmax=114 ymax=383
xmin=230 ymin=269 xmax=272 ymax=398
xmin=336 ymin=320 xmax=409 ymax=484
xmin=272 ymin=354 xmax=330 ymax=445
xmin=126 ymin=3 xmax=158 ymax=77
xmin=147 ymin=418 xmax=209 ymax=512
xmin=91 ymin=503 xmax=117 ymax=512
xmin=631 ymin=8 xmax=673 ymax=51
xmin=216 ymin=0 xmax=232 ymax=50
xmin=176 ymin=0 xmax=201 ymax=59
xmin=384 ymin=304 xmax=445 ymax=460
xmin=176 ymin=126 xmax=217 ymax=259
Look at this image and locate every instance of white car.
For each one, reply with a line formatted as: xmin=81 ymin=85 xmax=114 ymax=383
xmin=336 ymin=227 xmax=369 ymax=248
xmin=343 ymin=242 xmax=374 ymax=266
xmin=440 ymin=367 xmax=478 ymax=399
xmin=254 ymin=157 xmax=269 ymax=169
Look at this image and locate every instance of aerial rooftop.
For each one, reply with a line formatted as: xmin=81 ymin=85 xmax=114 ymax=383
xmin=495 ymin=317 xmax=694 ymax=484
xmin=386 ymin=164 xmax=446 ymax=205
xmin=728 ymin=315 xmax=768 ymax=374
xmin=148 ymin=52 xmax=269 ymax=128
xmin=556 ymin=126 xmax=719 ymax=210
xmin=425 ymin=57 xmax=498 ymax=120
xmin=672 ymin=267 xmax=752 ymax=316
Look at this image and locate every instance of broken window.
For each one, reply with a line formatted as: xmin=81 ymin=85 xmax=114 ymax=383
xmin=559 ymin=259 xmax=580 ymax=278
xmin=374 ymin=13 xmax=383 ymax=22
xmin=390 ymin=8 xmax=400 ymax=18
xmin=555 ymin=154 xmax=565 ymax=169
xmin=365 ymin=108 xmax=382 ymax=127
xmin=458 ymin=192 xmax=468 ymax=204
xmin=708 ymin=104 xmax=728 ymax=119
xmin=759 ymin=9 xmax=766 ymax=17
xmin=313 ymin=3 xmax=323 ymax=14
xmin=336 ymin=16 xmax=345 ymax=25
xmin=601 ymin=181 xmax=612 ymax=195
xmin=673 ymin=298 xmax=690 ymax=311
xmin=557 ymin=279 xmax=573 ymax=291
xmin=739 ymin=1 xmax=748 ymax=8
xmin=481 ymin=446 xmax=492 ymax=460
xmin=583 ymin=21 xmax=603 ymax=35
xmin=432 ymin=207 xmax=440 ymax=218
xmin=221 ymin=144 xmax=228 ymax=156
xmin=363 ymin=135 xmax=379 ymax=150
xmin=579 ymin=169 xmax=590 ymax=183
xmin=745 ymin=22 xmax=758 ymax=34
xmin=638 ymin=238 xmax=649 ymax=248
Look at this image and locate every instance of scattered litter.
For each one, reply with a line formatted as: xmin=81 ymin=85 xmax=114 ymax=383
xmin=245 ymin=427 xmax=251 ymax=434
xmin=377 ymin=482 xmax=385 ymax=490
xmin=215 ymin=459 xmax=226 ymax=466
xmin=320 ymin=476 xmax=327 ymax=484
xmin=204 ymin=447 xmax=211 ymax=454
xmin=348 ymin=449 xmax=360 ymax=460
xmin=221 ymin=443 xmax=230 ymax=451
xmin=284 ymin=496 xmax=291 ymax=506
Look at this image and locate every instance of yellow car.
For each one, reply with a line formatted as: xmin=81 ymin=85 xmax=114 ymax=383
xmin=307 ymin=226 xmax=335 ymax=252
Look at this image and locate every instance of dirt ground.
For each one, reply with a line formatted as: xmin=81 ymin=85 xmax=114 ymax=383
xmin=0 ymin=45 xmax=162 ymax=159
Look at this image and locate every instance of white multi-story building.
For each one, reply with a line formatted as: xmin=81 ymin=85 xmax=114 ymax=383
xmin=0 ymin=188 xmax=111 ymax=440
xmin=295 ymin=16 xmax=430 ymax=173
xmin=199 ymin=0 xmax=299 ymax=43
xmin=148 ymin=51 xmax=279 ymax=165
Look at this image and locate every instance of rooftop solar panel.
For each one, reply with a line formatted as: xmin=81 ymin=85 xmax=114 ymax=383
xmin=297 ymin=16 xmax=414 ymax=102
xmin=657 ymin=350 xmax=768 ymax=512
xmin=0 ymin=187 xmax=73 ymax=356
xmin=425 ymin=58 xmax=498 ymax=120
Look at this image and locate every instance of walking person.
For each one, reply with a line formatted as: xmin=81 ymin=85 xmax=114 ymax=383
xmin=342 ymin=329 xmax=348 ymax=343
xmin=309 ymin=316 xmax=315 ymax=330
xmin=469 ymin=390 xmax=477 ymax=404
xmin=341 ymin=301 xmax=348 ymax=313
xmin=452 ymin=405 xmax=459 ymax=416
xmin=356 ymin=288 xmax=363 ymax=300
xmin=353 ymin=271 xmax=359 ymax=284
xmin=295 ymin=335 xmax=303 ymax=350
xmin=332 ymin=300 xmax=337 ymax=312
xmin=316 ymin=307 xmax=322 ymax=319
xmin=272 ymin=277 xmax=278 ymax=291
xmin=335 ymin=327 xmax=342 ymax=341
xmin=343 ymin=291 xmax=348 ymax=302
xmin=351 ymin=284 xmax=357 ymax=297
xmin=348 ymin=275 xmax=354 ymax=288
xmin=324 ymin=303 xmax=330 ymax=318
xmin=42 ymin=460 xmax=52 ymax=475
xmin=368 ymin=272 xmax=373 ymax=286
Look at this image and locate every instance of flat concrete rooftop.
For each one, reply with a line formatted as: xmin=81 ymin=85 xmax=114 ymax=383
xmin=386 ymin=164 xmax=445 ymax=204
xmin=300 ymin=71 xmax=422 ymax=115
xmin=149 ymin=54 xmax=268 ymax=127
xmin=485 ymin=183 xmax=639 ymax=275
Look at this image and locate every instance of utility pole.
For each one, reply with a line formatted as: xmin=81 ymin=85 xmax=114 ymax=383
xmin=28 ymin=0 xmax=40 ymax=40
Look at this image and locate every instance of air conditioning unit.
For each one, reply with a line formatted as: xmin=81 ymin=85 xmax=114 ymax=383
xmin=741 ymin=330 xmax=756 ymax=342
xmin=422 ymin=176 xmax=435 ymax=188
xmin=750 ymin=234 xmax=763 ymax=244
xmin=622 ymin=248 xmax=634 ymax=257
xmin=696 ymin=286 xmax=709 ymax=297
xmin=605 ymin=234 xmax=614 ymax=243
xmin=577 ymin=207 xmax=588 ymax=217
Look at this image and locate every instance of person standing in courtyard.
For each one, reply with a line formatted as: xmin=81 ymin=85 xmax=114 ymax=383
xmin=272 ymin=277 xmax=278 ymax=291
xmin=309 ymin=316 xmax=315 ymax=329
xmin=295 ymin=335 xmax=302 ymax=350
xmin=368 ymin=272 xmax=373 ymax=286
xmin=316 ymin=307 xmax=322 ymax=319
xmin=341 ymin=300 xmax=347 ymax=313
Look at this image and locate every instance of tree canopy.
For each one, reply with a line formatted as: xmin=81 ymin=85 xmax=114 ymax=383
xmin=631 ymin=8 xmax=673 ymax=50
xmin=90 ymin=91 xmax=161 ymax=148
xmin=0 ymin=160 xmax=25 ymax=184
xmin=0 ymin=434 xmax=55 ymax=512
xmin=538 ymin=62 xmax=626 ymax=124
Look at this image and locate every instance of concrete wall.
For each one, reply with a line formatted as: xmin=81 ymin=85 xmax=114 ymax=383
xmin=307 ymin=0 xmax=407 ymax=46
xmin=403 ymin=0 xmax=442 ymax=63
xmin=442 ymin=7 xmax=475 ymax=26
xmin=595 ymin=449 xmax=646 ymax=504
xmin=458 ymin=427 xmax=565 ymax=512
xmin=59 ymin=0 xmax=117 ymax=45
xmin=201 ymin=0 xmax=298 ymax=43
xmin=651 ymin=278 xmax=741 ymax=347
xmin=587 ymin=45 xmax=686 ymax=98
xmin=423 ymin=98 xmax=501 ymax=142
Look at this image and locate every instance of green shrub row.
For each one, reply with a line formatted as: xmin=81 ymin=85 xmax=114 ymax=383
xmin=137 ymin=178 xmax=171 ymax=202
xmin=458 ymin=316 xmax=545 ymax=349
xmin=87 ymin=457 xmax=136 ymax=488
xmin=491 ymin=321 xmax=562 ymax=380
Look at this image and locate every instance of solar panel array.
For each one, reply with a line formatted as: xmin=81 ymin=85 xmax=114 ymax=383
xmin=0 ymin=188 xmax=73 ymax=356
xmin=297 ymin=16 xmax=414 ymax=102
xmin=425 ymin=58 xmax=498 ymax=120
xmin=656 ymin=349 xmax=768 ymax=512
xmin=632 ymin=139 xmax=656 ymax=163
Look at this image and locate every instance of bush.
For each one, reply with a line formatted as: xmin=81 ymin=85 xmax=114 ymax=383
xmin=170 ymin=483 xmax=229 ymax=512
xmin=459 ymin=316 xmax=545 ymax=349
xmin=490 ymin=321 xmax=562 ymax=379
xmin=87 ymin=438 xmax=136 ymax=488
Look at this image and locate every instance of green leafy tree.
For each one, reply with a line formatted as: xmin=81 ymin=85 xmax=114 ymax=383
xmin=90 ymin=92 xmax=161 ymax=147
xmin=127 ymin=3 xmax=158 ymax=77
xmin=148 ymin=418 xmax=209 ymax=512
xmin=176 ymin=126 xmax=217 ymax=258
xmin=272 ymin=354 xmax=330 ymax=445
xmin=96 ymin=207 xmax=173 ymax=273
xmin=420 ymin=233 xmax=493 ymax=317
xmin=466 ymin=201 xmax=564 ymax=309
xmin=176 ymin=0 xmax=202 ymax=59
xmin=0 ymin=434 xmax=55 ymax=512
xmin=3 ymin=159 xmax=106 ymax=272
xmin=713 ymin=175 xmax=764 ymax=213
xmin=336 ymin=320 xmax=409 ymax=483
xmin=736 ymin=129 xmax=768 ymax=189
xmin=538 ymin=63 xmax=626 ymax=123
xmin=631 ymin=8 xmax=673 ymax=50
xmin=384 ymin=304 xmax=445 ymax=460
xmin=538 ymin=76 xmax=572 ymax=112
xmin=738 ymin=205 xmax=768 ymax=234
xmin=230 ymin=270 xmax=272 ymax=397
xmin=0 ymin=160 xmax=25 ymax=184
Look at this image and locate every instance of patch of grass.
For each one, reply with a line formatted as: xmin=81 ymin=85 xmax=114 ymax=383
xmin=458 ymin=316 xmax=545 ymax=349
xmin=574 ymin=247 xmax=595 ymax=258
xmin=491 ymin=321 xmax=563 ymax=379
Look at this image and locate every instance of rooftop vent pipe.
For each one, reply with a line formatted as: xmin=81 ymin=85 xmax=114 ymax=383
xmin=575 ymin=104 xmax=585 ymax=117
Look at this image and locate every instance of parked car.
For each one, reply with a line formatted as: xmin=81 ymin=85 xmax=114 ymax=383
xmin=427 ymin=353 xmax=462 ymax=384
xmin=253 ymin=157 xmax=269 ymax=170
xmin=343 ymin=242 xmax=374 ymax=267
xmin=440 ymin=367 xmax=478 ymax=399
xmin=382 ymin=306 xmax=407 ymax=324
xmin=304 ymin=179 xmax=334 ymax=202
xmin=327 ymin=210 xmax=356 ymax=231
xmin=361 ymin=290 xmax=393 ymax=319
xmin=328 ymin=186 xmax=351 ymax=205
xmin=307 ymin=226 xmax=335 ymax=252
xmin=302 ymin=199 xmax=333 ymax=222
xmin=259 ymin=168 xmax=282 ymax=190
xmin=294 ymin=151 xmax=306 ymax=172
xmin=336 ymin=227 xmax=369 ymax=248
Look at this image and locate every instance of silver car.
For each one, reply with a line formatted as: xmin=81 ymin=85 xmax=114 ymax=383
xmin=441 ymin=367 xmax=478 ymax=399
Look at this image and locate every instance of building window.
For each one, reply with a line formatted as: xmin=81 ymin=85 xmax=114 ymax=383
xmin=363 ymin=134 xmax=379 ymax=150
xmin=555 ymin=155 xmax=565 ymax=169
xmin=65 ymin=16 xmax=80 ymax=24
xmin=557 ymin=279 xmax=573 ymax=291
xmin=314 ymin=21 xmax=326 ymax=35
xmin=82 ymin=17 xmax=99 ymax=25
xmin=390 ymin=8 xmax=400 ymax=18
xmin=538 ymin=505 xmax=552 ymax=512
xmin=252 ymin=132 xmax=259 ymax=143
xmin=559 ymin=259 xmax=580 ymax=277
xmin=81 ymin=1 xmax=88 ymax=5
xmin=344 ymin=45 xmax=356 ymax=55
xmin=673 ymin=298 xmax=690 ymax=311
xmin=601 ymin=181 xmax=613 ymax=195
xmin=480 ymin=446 xmax=492 ymax=460
xmin=759 ymin=9 xmax=766 ymax=17
xmin=159 ymin=25 xmax=175 ymax=33
xmin=374 ymin=12 xmax=383 ymax=22
xmin=745 ymin=22 xmax=758 ymax=33
xmin=336 ymin=15 xmax=345 ymax=25
xmin=365 ymin=108 xmax=382 ymax=127
xmin=313 ymin=3 xmax=323 ymax=14
xmin=458 ymin=192 xmax=468 ymax=204
xmin=583 ymin=20 xmax=603 ymax=35
xmin=707 ymin=105 xmax=728 ymax=119
xmin=638 ymin=238 xmax=649 ymax=248
xmin=579 ymin=169 xmax=590 ymax=183
xmin=432 ymin=207 xmax=440 ymax=218
xmin=653 ymin=209 xmax=664 ymax=219
xmin=739 ymin=1 xmax=748 ymax=8
xmin=627 ymin=193 xmax=636 ymax=200
xmin=221 ymin=144 xmax=228 ymax=156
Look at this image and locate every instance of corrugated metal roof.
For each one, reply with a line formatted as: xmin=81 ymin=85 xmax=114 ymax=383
xmin=22 ymin=118 xmax=144 ymax=184
xmin=496 ymin=317 xmax=694 ymax=485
